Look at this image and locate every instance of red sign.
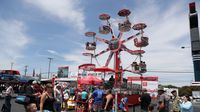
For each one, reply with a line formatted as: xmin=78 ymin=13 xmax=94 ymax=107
xmin=128 ymin=76 xmax=158 ymax=81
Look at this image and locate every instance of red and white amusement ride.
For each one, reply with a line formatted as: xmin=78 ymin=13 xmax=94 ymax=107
xmin=82 ymin=9 xmax=149 ymax=87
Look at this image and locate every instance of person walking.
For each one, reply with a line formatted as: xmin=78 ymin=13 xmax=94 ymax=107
xmin=180 ymin=95 xmax=193 ymax=112
xmin=118 ymin=91 xmax=128 ymax=112
xmin=80 ymin=89 xmax=88 ymax=111
xmin=40 ymin=83 xmax=55 ymax=112
xmin=103 ymin=89 xmax=113 ymax=112
xmin=54 ymin=84 xmax=62 ymax=112
xmin=157 ymin=88 xmax=170 ymax=112
xmin=81 ymin=89 xmax=88 ymax=103
xmin=2 ymin=83 xmax=14 ymax=112
xmin=139 ymin=88 xmax=151 ymax=112
xmin=26 ymin=80 xmax=42 ymax=110
xmin=171 ymin=90 xmax=180 ymax=112
xmin=91 ymin=86 xmax=104 ymax=112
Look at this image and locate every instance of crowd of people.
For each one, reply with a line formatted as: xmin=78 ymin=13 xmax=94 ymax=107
xmin=0 ymin=80 xmax=195 ymax=112
xmin=139 ymin=88 xmax=193 ymax=112
xmin=1 ymin=80 xmax=129 ymax=112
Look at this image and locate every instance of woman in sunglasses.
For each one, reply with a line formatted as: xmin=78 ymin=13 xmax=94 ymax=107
xmin=180 ymin=95 xmax=193 ymax=112
xmin=40 ymin=83 xmax=55 ymax=112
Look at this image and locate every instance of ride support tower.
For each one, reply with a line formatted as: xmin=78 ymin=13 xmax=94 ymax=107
xmin=189 ymin=2 xmax=200 ymax=81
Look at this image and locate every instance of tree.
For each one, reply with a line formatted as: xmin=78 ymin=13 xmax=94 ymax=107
xmin=179 ymin=86 xmax=192 ymax=96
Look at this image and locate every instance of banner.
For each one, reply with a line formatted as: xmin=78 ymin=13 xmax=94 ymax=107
xmin=128 ymin=76 xmax=158 ymax=97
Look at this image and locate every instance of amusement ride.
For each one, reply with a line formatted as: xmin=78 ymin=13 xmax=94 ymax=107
xmin=80 ymin=9 xmax=149 ymax=87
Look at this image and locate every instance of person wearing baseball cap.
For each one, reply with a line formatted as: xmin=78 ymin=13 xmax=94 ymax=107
xmin=171 ymin=90 xmax=180 ymax=112
xmin=157 ymin=87 xmax=170 ymax=112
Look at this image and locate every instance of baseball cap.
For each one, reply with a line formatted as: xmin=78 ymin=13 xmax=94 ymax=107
xmin=32 ymin=80 xmax=37 ymax=84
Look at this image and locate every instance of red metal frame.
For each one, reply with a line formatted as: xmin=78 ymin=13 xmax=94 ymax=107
xmin=83 ymin=9 xmax=148 ymax=87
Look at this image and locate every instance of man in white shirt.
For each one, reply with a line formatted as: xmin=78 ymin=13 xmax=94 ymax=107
xmin=2 ymin=83 xmax=13 ymax=112
xmin=54 ymin=84 xmax=63 ymax=112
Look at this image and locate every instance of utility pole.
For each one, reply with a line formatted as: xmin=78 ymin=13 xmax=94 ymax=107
xmin=39 ymin=68 xmax=42 ymax=81
xmin=24 ymin=65 xmax=28 ymax=76
xmin=10 ymin=62 xmax=14 ymax=70
xmin=47 ymin=57 xmax=53 ymax=79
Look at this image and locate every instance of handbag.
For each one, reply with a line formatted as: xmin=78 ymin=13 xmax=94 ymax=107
xmin=15 ymin=95 xmax=30 ymax=104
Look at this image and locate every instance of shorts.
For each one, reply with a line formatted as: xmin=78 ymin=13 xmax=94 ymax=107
xmin=93 ymin=103 xmax=102 ymax=111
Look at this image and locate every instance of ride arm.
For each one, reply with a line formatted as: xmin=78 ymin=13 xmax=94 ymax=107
xmin=94 ymin=48 xmax=110 ymax=57
xmin=121 ymin=44 xmax=136 ymax=55
xmin=117 ymin=32 xmax=123 ymax=40
xmin=105 ymin=52 xmax=114 ymax=66
xmin=123 ymin=69 xmax=140 ymax=74
xmin=96 ymin=36 xmax=109 ymax=44
xmin=121 ymin=32 xmax=141 ymax=43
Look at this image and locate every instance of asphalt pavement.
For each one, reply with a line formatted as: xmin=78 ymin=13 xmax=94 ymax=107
xmin=0 ymin=98 xmax=25 ymax=112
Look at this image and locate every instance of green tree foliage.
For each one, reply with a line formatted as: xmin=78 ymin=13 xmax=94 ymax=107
xmin=160 ymin=85 xmax=200 ymax=96
xmin=179 ymin=86 xmax=200 ymax=96
xmin=179 ymin=86 xmax=192 ymax=96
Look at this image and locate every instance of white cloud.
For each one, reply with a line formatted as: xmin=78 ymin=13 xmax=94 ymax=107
xmin=47 ymin=49 xmax=59 ymax=55
xmin=137 ymin=1 xmax=193 ymax=70
xmin=130 ymin=1 xmax=195 ymax=86
xmin=24 ymin=0 xmax=86 ymax=33
xmin=0 ymin=19 xmax=29 ymax=69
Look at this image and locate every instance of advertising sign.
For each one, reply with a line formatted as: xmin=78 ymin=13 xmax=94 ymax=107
xmin=57 ymin=66 xmax=69 ymax=78
xmin=128 ymin=76 xmax=158 ymax=97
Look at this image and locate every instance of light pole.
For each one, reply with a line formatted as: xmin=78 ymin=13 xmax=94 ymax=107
xmin=24 ymin=65 xmax=28 ymax=76
xmin=47 ymin=57 xmax=53 ymax=79
xmin=10 ymin=62 xmax=14 ymax=70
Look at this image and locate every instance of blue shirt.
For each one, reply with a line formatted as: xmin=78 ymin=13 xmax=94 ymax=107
xmin=81 ymin=91 xmax=88 ymax=100
xmin=119 ymin=97 xmax=128 ymax=110
xmin=180 ymin=101 xmax=193 ymax=112
xmin=92 ymin=89 xmax=104 ymax=104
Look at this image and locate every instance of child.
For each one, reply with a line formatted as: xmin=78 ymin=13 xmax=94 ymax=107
xmin=157 ymin=101 xmax=165 ymax=112
xmin=118 ymin=92 xmax=128 ymax=112
xmin=148 ymin=104 xmax=154 ymax=112
xmin=26 ymin=103 xmax=37 ymax=112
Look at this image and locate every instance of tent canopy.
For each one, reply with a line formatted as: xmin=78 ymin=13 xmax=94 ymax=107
xmin=93 ymin=66 xmax=115 ymax=73
xmin=78 ymin=75 xmax=102 ymax=85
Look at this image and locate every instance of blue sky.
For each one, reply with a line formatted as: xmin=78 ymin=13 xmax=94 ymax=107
xmin=0 ymin=0 xmax=199 ymax=87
